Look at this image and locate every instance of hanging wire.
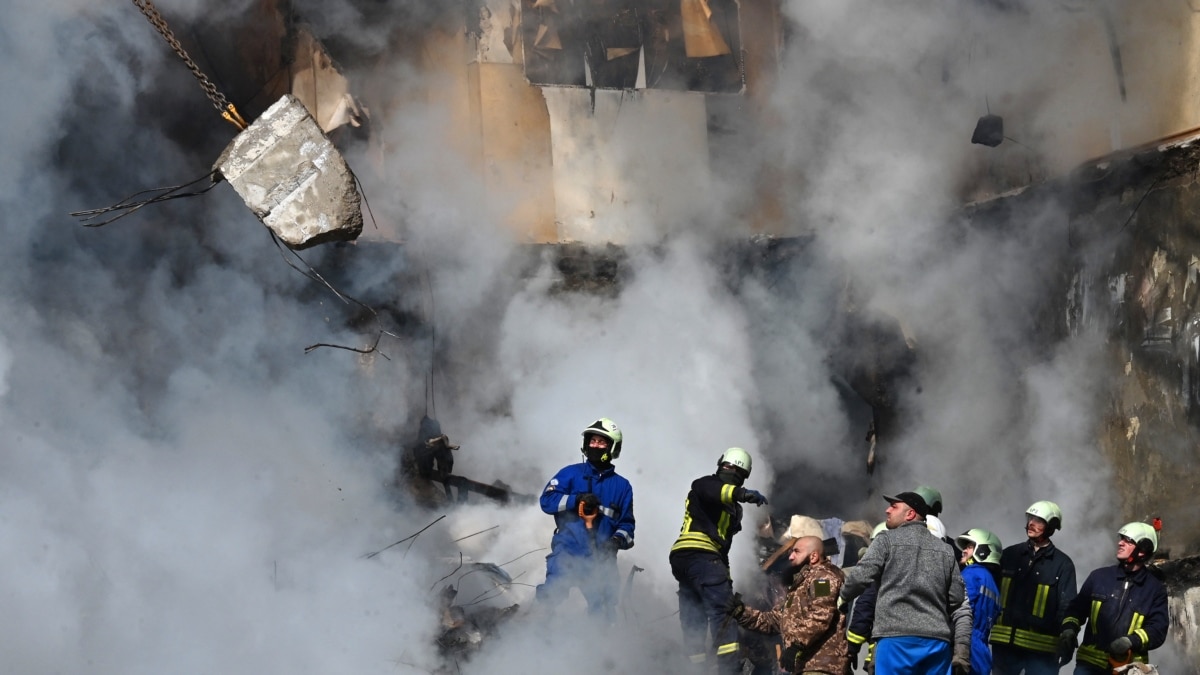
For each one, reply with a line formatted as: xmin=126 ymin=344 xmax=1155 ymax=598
xmin=70 ymin=170 xmax=221 ymax=227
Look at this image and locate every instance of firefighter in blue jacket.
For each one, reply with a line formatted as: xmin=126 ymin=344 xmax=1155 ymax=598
xmin=536 ymin=418 xmax=635 ymax=622
xmin=990 ymin=500 xmax=1077 ymax=675
xmin=1057 ymin=522 xmax=1169 ymax=675
xmin=956 ymin=528 xmax=1004 ymax=675
xmin=669 ymin=447 xmax=769 ymax=675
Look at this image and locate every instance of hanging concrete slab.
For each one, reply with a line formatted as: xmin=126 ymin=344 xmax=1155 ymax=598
xmin=214 ymin=94 xmax=363 ymax=249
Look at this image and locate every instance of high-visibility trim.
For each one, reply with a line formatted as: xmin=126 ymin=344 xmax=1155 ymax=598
xmin=600 ymin=505 xmax=616 ymax=519
xmin=557 ymin=495 xmax=570 ymax=512
xmin=717 ymin=510 xmax=731 ymax=542
xmin=981 ymin=585 xmax=1000 ymax=605
xmin=1062 ymin=617 xmax=1081 ymax=629
xmin=999 ymin=577 xmax=1011 ymax=608
xmin=716 ymin=642 xmax=740 ymax=656
xmin=865 ymin=642 xmax=876 ymax=663
xmin=1089 ymin=600 xmax=1101 ymax=629
xmin=1032 ymin=584 xmax=1050 ymax=618
xmin=689 ymin=653 xmax=708 ymax=664
xmin=1133 ymin=628 xmax=1149 ymax=646
xmin=847 ymin=630 xmax=868 ymax=645
xmin=720 ymin=484 xmax=736 ymax=504
xmin=1077 ymin=645 xmax=1110 ymax=669
xmin=1011 ymin=628 xmax=1057 ymax=653
xmin=671 ymin=532 xmax=720 ymax=554
xmin=989 ymin=624 xmax=1013 ymax=645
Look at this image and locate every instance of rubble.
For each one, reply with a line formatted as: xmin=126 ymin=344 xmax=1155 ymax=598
xmin=214 ymin=94 xmax=363 ymax=249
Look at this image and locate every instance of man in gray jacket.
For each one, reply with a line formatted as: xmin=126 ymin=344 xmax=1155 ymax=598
xmin=839 ymin=490 xmax=972 ymax=675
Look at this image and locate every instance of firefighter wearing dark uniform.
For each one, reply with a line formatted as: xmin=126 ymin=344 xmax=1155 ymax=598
xmin=990 ymin=501 xmax=1077 ymax=675
xmin=669 ymin=447 xmax=769 ymax=675
xmin=1057 ymin=522 xmax=1169 ymax=675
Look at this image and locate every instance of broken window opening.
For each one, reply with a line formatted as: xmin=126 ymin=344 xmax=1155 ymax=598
xmin=519 ymin=0 xmax=744 ymax=93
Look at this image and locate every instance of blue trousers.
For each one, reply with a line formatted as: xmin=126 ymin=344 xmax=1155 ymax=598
xmin=874 ymin=636 xmax=950 ymax=675
xmin=670 ymin=550 xmax=740 ymax=675
xmin=537 ymin=551 xmax=618 ymax=622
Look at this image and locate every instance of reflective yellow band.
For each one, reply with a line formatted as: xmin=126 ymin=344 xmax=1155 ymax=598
xmin=1090 ymin=600 xmax=1101 ymax=629
xmin=1062 ymin=617 xmax=1081 ymax=629
xmin=1134 ymin=629 xmax=1149 ymax=646
xmin=1032 ymin=584 xmax=1049 ymax=618
xmin=1077 ymin=645 xmax=1110 ymax=669
xmin=847 ymin=630 xmax=868 ymax=645
xmin=716 ymin=642 xmax=740 ymax=656
xmin=721 ymin=484 xmax=736 ymax=504
xmin=1011 ymin=628 xmax=1058 ymax=653
xmin=989 ymin=624 xmax=1014 ymax=645
xmin=1129 ymin=612 xmax=1144 ymax=634
xmin=671 ymin=533 xmax=720 ymax=554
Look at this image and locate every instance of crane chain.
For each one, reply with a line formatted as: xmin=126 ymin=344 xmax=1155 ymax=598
xmin=131 ymin=0 xmax=247 ymax=130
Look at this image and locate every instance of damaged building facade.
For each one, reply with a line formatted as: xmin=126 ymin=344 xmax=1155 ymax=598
xmin=156 ymin=0 xmax=1200 ymax=669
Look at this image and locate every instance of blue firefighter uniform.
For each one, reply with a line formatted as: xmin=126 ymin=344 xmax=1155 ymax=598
xmin=537 ymin=460 xmax=634 ymax=621
xmin=962 ymin=563 xmax=1002 ymax=675
xmin=1061 ymin=564 xmax=1168 ymax=675
xmin=990 ymin=540 xmax=1077 ymax=675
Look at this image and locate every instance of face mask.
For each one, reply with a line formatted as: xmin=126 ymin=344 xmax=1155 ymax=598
xmin=717 ymin=468 xmax=745 ymax=487
xmin=586 ymin=447 xmax=611 ymax=466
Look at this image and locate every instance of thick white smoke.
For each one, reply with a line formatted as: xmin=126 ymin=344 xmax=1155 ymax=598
xmin=1 ymin=0 xmax=1192 ymax=673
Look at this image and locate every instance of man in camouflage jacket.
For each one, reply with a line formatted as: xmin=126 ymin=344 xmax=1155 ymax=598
xmin=728 ymin=536 xmax=849 ymax=674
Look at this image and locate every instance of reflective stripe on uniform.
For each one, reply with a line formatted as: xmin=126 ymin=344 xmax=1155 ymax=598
xmin=1032 ymin=584 xmax=1049 ymax=618
xmin=999 ymin=577 xmax=1011 ymax=608
xmin=1089 ymin=599 xmax=1101 ymax=629
xmin=989 ymin=624 xmax=1013 ymax=645
xmin=847 ymin=630 xmax=868 ymax=645
xmin=1011 ymin=628 xmax=1057 ymax=653
xmin=720 ymin=484 xmax=736 ymax=504
xmin=671 ymin=532 xmax=720 ymax=554
xmin=716 ymin=642 xmax=739 ymax=656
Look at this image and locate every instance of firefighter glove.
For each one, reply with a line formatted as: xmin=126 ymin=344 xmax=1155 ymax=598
xmin=723 ymin=592 xmax=744 ymax=618
xmin=598 ymin=536 xmax=621 ymax=555
xmin=1057 ymin=627 xmax=1077 ymax=664
xmin=836 ymin=595 xmax=849 ymax=614
xmin=847 ymin=642 xmax=860 ymax=670
xmin=1108 ymin=636 xmax=1133 ymax=656
xmin=739 ymin=488 xmax=768 ymax=506
xmin=951 ymin=643 xmax=971 ymax=675
xmin=578 ymin=492 xmax=600 ymax=515
xmin=779 ymin=644 xmax=804 ymax=673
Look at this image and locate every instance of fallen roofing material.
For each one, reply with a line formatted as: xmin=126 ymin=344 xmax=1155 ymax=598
xmin=214 ymin=94 xmax=363 ymax=249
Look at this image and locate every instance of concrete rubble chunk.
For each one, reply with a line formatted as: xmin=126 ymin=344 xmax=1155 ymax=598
xmin=214 ymin=94 xmax=363 ymax=249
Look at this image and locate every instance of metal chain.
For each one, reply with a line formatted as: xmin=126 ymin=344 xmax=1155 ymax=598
xmin=131 ymin=0 xmax=247 ymax=130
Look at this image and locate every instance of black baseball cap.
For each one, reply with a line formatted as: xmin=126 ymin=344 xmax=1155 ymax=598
xmin=883 ymin=491 xmax=931 ymax=518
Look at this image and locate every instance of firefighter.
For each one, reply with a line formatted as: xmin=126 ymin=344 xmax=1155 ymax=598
xmin=957 ymin=529 xmax=1004 ymax=675
xmin=669 ymin=447 xmax=769 ymax=675
xmin=1058 ymin=522 xmax=1169 ymax=675
xmin=726 ymin=535 xmax=850 ymax=674
xmin=536 ymin=418 xmax=635 ymax=623
xmin=990 ymin=501 xmax=1077 ymax=675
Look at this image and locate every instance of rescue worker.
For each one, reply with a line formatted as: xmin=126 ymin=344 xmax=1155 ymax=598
xmin=1058 ymin=522 xmax=1169 ymax=675
xmin=957 ymin=529 xmax=1004 ymax=675
xmin=669 ymin=447 xmax=769 ymax=675
xmin=990 ymin=501 xmax=1077 ymax=675
xmin=915 ymin=485 xmax=944 ymax=517
xmin=839 ymin=490 xmax=971 ymax=675
xmin=536 ymin=418 xmax=635 ymax=622
xmin=726 ymin=535 xmax=850 ymax=674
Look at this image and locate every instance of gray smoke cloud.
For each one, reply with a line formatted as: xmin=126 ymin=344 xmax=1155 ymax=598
xmin=1 ymin=0 xmax=1191 ymax=672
